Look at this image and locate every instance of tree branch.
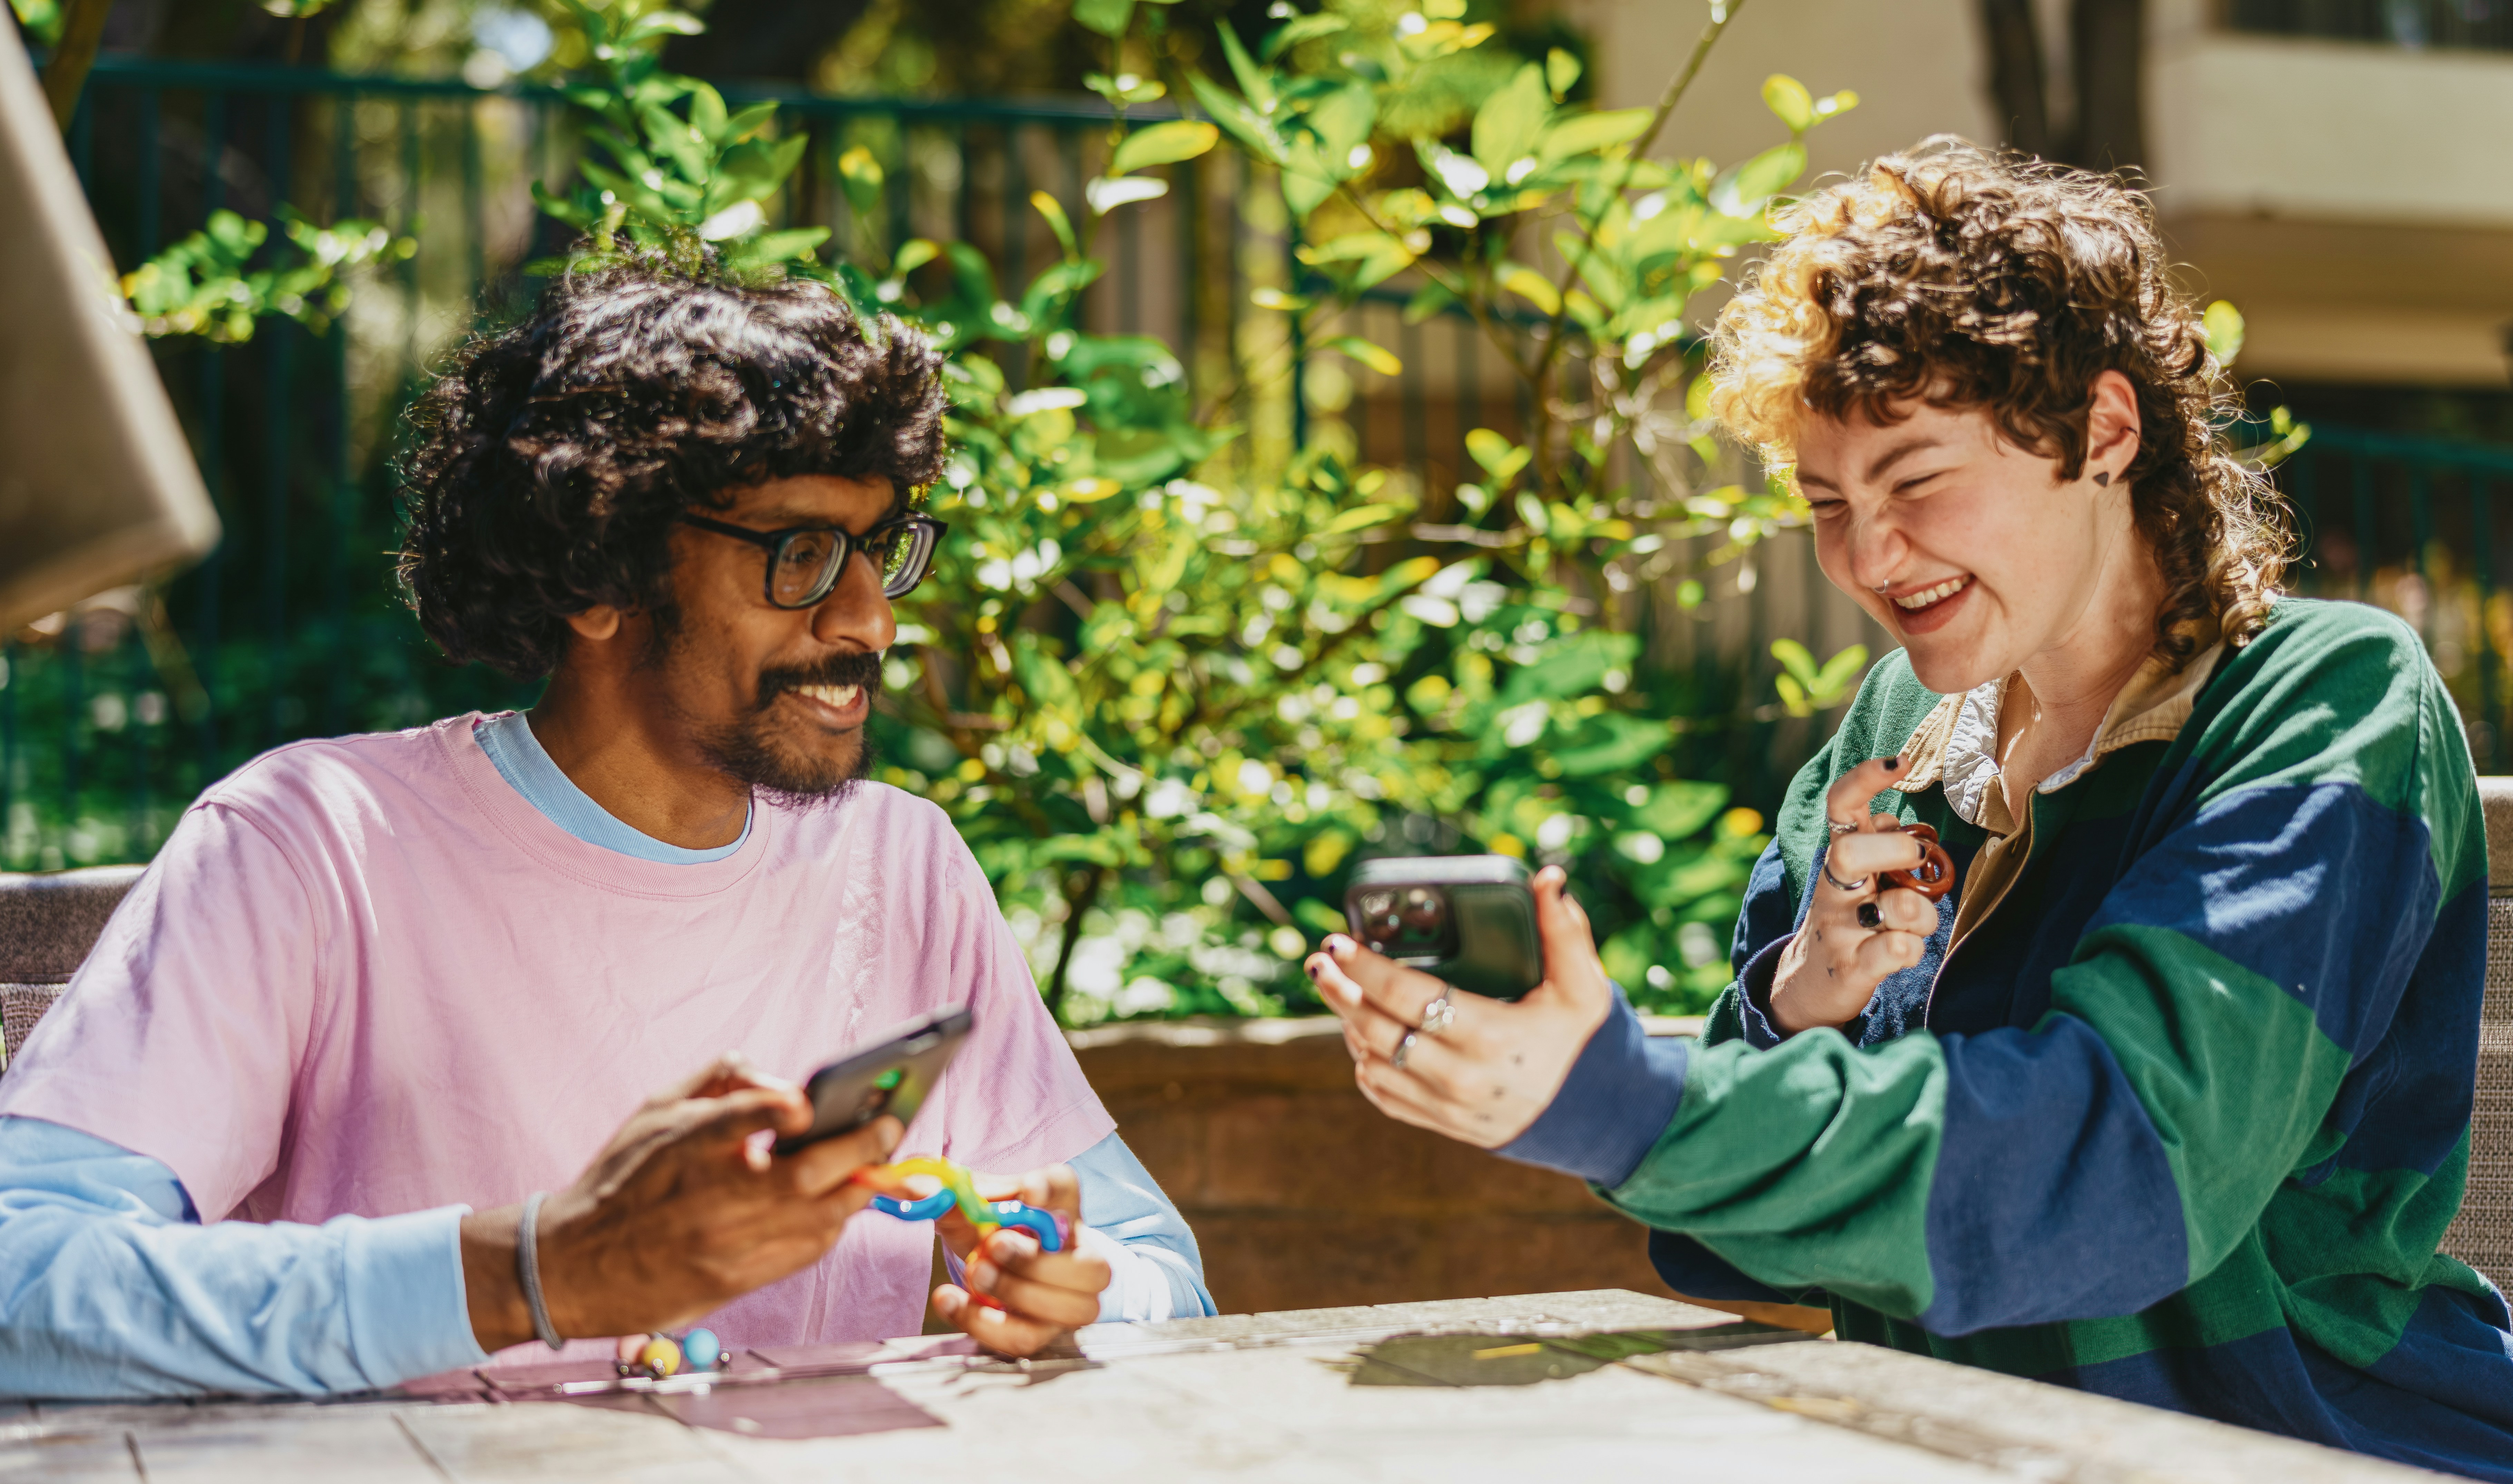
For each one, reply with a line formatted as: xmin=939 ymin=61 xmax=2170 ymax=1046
xmin=1529 ymin=0 xmax=1746 ymax=390
xmin=41 ymin=0 xmax=117 ymax=133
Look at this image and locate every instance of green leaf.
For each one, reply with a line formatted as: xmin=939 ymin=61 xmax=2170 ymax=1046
xmin=1112 ymin=120 xmax=1220 ymax=175
xmin=1073 ymin=0 xmax=1136 ymax=38
xmin=727 ymin=226 xmax=831 ymax=263
xmin=1324 ymin=336 xmax=1401 ymax=377
xmin=718 ymin=99 xmax=778 ymax=145
xmin=1326 ymin=501 xmax=1405 ymax=533
xmin=1709 ymin=141 xmax=1806 ymax=216
xmin=1498 ymin=265 xmax=1560 ymax=316
xmin=1402 ymin=279 xmax=1459 ymax=324
xmin=1548 ymin=712 xmax=1671 ymax=777
xmin=1499 ymin=630 xmax=1640 ymax=703
xmin=1464 ymin=428 xmax=1531 ymax=482
xmin=1186 ymin=69 xmax=1286 ymax=165
xmin=1264 ymin=13 xmax=1349 ymax=59
xmin=1770 ymin=637 xmax=1819 ymax=689
xmin=1471 ymin=63 xmax=1550 ymax=180
xmin=620 ymin=9 xmax=706 ymax=45
xmin=2203 ymin=299 xmax=2246 ymax=367
xmin=1216 ymin=21 xmax=1275 ymax=113
xmin=1546 ymin=47 xmax=1582 ymax=100
xmin=1319 ymin=83 xmax=1379 ymax=160
xmin=1631 ymin=782 xmax=1728 ymax=840
xmin=1538 ymin=108 xmax=1653 ymax=164
xmin=837 ymin=146 xmax=886 ymax=220
xmin=1814 ymin=643 xmax=1869 ymax=693
xmin=1761 ymin=74 xmax=1815 ymax=133
xmin=1086 ymin=175 xmax=1170 ymax=215
xmin=1030 ymin=191 xmax=1079 ymax=260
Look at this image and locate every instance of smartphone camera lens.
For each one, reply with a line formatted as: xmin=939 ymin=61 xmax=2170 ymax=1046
xmin=1357 ymin=891 xmax=1400 ymax=943
xmin=1400 ymin=888 xmax=1444 ymax=934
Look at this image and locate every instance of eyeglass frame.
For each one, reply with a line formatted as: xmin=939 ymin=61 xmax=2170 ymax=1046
xmin=678 ymin=511 xmax=950 ymax=607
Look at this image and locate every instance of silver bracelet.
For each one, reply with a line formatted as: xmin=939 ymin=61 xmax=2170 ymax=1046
xmin=517 ymin=1191 xmax=565 ymax=1351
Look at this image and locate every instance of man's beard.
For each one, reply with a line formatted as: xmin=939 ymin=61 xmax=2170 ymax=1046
xmin=702 ymin=648 xmax=884 ymax=810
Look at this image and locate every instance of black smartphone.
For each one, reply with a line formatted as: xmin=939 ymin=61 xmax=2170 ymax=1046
xmin=1342 ymin=855 xmax=1542 ymax=1000
xmin=772 ymin=1005 xmax=974 ymax=1155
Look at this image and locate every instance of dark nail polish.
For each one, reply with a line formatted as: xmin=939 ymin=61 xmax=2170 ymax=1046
xmin=1883 ymin=757 xmax=1901 ymax=772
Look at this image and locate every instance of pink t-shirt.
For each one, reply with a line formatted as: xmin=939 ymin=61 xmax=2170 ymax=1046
xmin=0 ymin=713 xmax=1114 ymax=1349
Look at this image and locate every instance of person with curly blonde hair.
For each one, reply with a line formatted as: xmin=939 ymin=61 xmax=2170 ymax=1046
xmin=1309 ymin=138 xmax=2513 ymax=1475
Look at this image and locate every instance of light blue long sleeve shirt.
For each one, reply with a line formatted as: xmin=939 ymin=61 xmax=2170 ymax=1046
xmin=0 ymin=712 xmax=1211 ymax=1398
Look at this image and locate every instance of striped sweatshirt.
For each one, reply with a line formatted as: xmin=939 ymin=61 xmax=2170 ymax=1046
xmin=1501 ymin=598 xmax=2513 ymax=1477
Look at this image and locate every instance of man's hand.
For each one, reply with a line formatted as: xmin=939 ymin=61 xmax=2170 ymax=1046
xmin=1306 ymin=864 xmax=1613 ymax=1149
xmin=460 ymin=1053 xmax=901 ymax=1352
xmin=927 ymin=1163 xmax=1110 ymax=1357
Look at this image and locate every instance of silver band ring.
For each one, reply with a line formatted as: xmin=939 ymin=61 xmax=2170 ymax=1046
xmin=1418 ymin=990 xmax=1458 ymax=1038
xmin=1393 ymin=1031 xmax=1418 ymax=1070
xmin=1827 ymin=819 xmax=1860 ymax=836
xmin=1820 ymin=861 xmax=1870 ymax=893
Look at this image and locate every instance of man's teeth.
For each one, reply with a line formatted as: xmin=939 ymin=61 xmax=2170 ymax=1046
xmin=1894 ymin=577 xmax=1969 ymax=611
xmin=795 ymin=683 xmax=862 ymax=708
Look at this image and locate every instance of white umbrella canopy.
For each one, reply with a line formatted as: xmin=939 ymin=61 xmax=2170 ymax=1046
xmin=0 ymin=22 xmax=217 ymax=637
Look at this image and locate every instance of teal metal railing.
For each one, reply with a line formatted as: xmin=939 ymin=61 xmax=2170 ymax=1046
xmin=2281 ymin=426 xmax=2513 ymax=767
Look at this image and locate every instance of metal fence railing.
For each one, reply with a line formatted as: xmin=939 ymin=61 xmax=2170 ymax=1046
xmin=2281 ymin=426 xmax=2513 ymax=769
xmin=2229 ymin=0 xmax=2513 ymax=52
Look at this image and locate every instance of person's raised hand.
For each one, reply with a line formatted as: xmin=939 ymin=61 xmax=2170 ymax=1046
xmin=1765 ymin=756 xmax=1937 ymax=1035
xmin=1305 ymin=864 xmax=1613 ymax=1149
xmin=928 ymin=1163 xmax=1110 ymax=1356
xmin=459 ymin=1052 xmax=900 ymax=1352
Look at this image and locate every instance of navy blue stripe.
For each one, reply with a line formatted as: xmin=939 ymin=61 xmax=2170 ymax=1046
xmin=1646 ymin=1229 xmax=1826 ymax=1308
xmin=2057 ymin=1311 xmax=2513 ymax=1481
xmin=2323 ymin=877 xmax=2486 ymax=1178
xmin=1495 ymin=991 xmax=1686 ymax=1188
xmin=2082 ymin=780 xmax=2438 ymax=1064
xmin=1919 ymin=1016 xmax=2188 ymax=1334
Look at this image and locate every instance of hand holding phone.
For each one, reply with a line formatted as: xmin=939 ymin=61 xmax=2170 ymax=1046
xmin=772 ymin=1006 xmax=974 ymax=1155
xmin=1342 ymin=855 xmax=1542 ymax=1000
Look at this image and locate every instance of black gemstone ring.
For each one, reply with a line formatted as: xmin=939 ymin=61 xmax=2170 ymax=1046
xmin=1857 ymin=902 xmax=1884 ymax=930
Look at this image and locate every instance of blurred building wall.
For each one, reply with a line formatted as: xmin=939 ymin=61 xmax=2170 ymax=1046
xmin=1566 ymin=0 xmax=2513 ymax=391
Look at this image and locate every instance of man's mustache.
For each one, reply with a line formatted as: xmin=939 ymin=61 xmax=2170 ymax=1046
xmin=756 ymin=650 xmax=883 ymax=709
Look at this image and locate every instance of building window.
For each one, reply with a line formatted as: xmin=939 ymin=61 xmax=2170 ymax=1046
xmin=2227 ymin=0 xmax=2513 ymax=51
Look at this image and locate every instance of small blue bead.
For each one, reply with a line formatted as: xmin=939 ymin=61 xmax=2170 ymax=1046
xmin=683 ymin=1328 xmax=722 ymax=1371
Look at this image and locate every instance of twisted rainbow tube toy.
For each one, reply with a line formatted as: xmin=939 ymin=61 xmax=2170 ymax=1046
xmin=853 ymin=1156 xmax=1065 ymax=1253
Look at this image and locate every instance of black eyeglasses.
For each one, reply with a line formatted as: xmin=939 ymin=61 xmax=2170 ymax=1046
xmin=679 ymin=512 xmax=949 ymax=607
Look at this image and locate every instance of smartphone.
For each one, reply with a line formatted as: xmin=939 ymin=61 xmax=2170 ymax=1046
xmin=1342 ymin=855 xmax=1542 ymax=1000
xmin=772 ymin=1005 xmax=974 ymax=1155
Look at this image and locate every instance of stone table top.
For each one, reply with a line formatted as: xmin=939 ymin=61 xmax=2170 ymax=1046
xmin=0 ymin=1290 xmax=2441 ymax=1483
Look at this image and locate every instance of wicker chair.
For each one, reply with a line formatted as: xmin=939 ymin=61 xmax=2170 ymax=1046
xmin=0 ymin=865 xmax=144 ymax=1068
xmin=1 ymin=818 xmax=2510 ymax=1290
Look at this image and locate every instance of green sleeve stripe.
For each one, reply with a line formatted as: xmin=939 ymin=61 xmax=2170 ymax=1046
xmin=1602 ymin=1029 xmax=1946 ymax=1317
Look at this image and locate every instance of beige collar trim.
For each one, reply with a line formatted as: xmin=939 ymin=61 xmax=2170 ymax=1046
xmin=1890 ymin=633 xmax=2225 ymax=827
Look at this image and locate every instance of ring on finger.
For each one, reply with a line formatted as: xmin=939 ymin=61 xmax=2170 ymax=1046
xmin=1392 ymin=1031 xmax=1418 ymax=1070
xmin=1417 ymin=988 xmax=1458 ymax=1038
xmin=1821 ymin=861 xmax=1870 ymax=892
xmin=1826 ymin=819 xmax=1860 ymax=837
xmin=1857 ymin=901 xmax=1883 ymax=930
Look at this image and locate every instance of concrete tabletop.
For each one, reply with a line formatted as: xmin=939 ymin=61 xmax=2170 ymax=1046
xmin=0 ymin=1290 xmax=2440 ymax=1483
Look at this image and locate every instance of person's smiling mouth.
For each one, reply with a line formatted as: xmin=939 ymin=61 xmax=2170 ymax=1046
xmin=784 ymin=682 xmax=867 ymax=726
xmin=1880 ymin=574 xmax=1974 ymax=633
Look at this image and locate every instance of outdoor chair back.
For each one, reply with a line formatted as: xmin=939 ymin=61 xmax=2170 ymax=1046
xmin=2455 ymin=780 xmax=2513 ymax=1292
xmin=0 ymin=865 xmax=144 ymax=1067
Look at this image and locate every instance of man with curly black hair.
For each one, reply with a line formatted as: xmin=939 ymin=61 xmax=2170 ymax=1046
xmin=0 ymin=256 xmax=1214 ymax=1397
